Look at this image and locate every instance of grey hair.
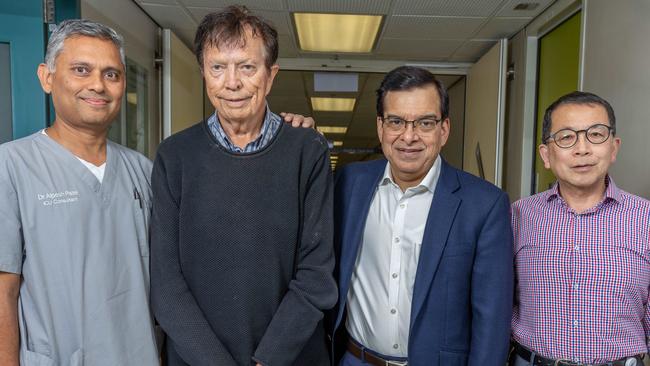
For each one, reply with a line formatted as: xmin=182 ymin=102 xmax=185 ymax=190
xmin=45 ymin=19 xmax=125 ymax=71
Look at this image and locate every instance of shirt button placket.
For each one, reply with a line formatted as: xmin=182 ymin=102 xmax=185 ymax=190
xmin=571 ymin=213 xmax=581 ymax=353
xmin=388 ymin=195 xmax=404 ymax=345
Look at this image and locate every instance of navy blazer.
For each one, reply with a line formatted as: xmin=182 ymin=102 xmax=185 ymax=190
xmin=329 ymin=158 xmax=513 ymax=366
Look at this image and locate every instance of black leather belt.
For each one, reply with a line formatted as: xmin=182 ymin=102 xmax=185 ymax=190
xmin=346 ymin=338 xmax=407 ymax=366
xmin=511 ymin=341 xmax=645 ymax=366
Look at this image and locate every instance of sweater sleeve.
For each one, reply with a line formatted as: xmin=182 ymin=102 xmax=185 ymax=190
xmin=150 ymin=149 xmax=238 ymax=366
xmin=253 ymin=140 xmax=338 ymax=366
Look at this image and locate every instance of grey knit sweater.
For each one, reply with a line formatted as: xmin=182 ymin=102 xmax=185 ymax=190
xmin=150 ymin=121 xmax=337 ymax=366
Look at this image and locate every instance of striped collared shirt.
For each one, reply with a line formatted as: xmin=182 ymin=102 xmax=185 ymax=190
xmin=207 ymin=105 xmax=281 ymax=153
xmin=511 ymin=177 xmax=650 ymax=363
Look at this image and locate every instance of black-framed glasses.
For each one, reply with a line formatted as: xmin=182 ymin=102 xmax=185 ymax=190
xmin=546 ymin=123 xmax=613 ymax=148
xmin=381 ymin=115 xmax=443 ymax=134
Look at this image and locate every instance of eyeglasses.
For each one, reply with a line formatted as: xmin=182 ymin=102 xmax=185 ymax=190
xmin=381 ymin=116 xmax=442 ymax=134
xmin=546 ymin=123 xmax=614 ymax=148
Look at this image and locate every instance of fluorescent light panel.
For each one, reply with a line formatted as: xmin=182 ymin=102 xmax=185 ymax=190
xmin=314 ymin=72 xmax=358 ymax=92
xmin=294 ymin=13 xmax=382 ymax=53
xmin=311 ymin=97 xmax=356 ymax=112
xmin=317 ymin=126 xmax=348 ymax=134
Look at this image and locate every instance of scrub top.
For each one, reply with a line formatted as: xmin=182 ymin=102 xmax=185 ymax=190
xmin=0 ymin=132 xmax=159 ymax=366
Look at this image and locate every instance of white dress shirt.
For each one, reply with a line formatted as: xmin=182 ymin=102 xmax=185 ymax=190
xmin=346 ymin=156 xmax=441 ymax=357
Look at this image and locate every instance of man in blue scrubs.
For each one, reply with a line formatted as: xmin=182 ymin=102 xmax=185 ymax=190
xmin=0 ymin=19 xmax=159 ymax=366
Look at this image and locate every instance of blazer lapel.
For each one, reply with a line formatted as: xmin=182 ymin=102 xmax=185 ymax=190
xmin=336 ymin=161 xmax=385 ymax=328
xmin=410 ymin=161 xmax=461 ymax=329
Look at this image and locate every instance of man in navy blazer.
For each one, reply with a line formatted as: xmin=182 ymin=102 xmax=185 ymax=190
xmin=329 ymin=66 xmax=513 ymax=366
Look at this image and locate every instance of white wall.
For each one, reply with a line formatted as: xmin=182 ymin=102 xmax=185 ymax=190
xmin=581 ymin=0 xmax=650 ymax=198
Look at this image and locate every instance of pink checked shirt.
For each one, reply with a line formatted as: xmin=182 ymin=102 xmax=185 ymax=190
xmin=511 ymin=177 xmax=650 ymax=364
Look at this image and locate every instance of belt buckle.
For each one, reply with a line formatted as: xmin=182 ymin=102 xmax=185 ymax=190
xmin=553 ymin=359 xmax=575 ymax=366
xmin=385 ymin=361 xmax=407 ymax=366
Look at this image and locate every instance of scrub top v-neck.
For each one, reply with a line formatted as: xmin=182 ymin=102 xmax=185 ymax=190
xmin=0 ymin=132 xmax=158 ymax=366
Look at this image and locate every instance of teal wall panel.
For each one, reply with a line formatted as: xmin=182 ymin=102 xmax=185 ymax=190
xmin=0 ymin=0 xmax=47 ymax=138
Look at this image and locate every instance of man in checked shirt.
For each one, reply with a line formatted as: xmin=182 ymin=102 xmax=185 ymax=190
xmin=509 ymin=91 xmax=650 ymax=366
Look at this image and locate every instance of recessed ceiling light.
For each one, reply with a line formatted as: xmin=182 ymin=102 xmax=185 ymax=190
xmin=311 ymin=97 xmax=356 ymax=112
xmin=317 ymin=126 xmax=348 ymax=134
xmin=294 ymin=13 xmax=383 ymax=53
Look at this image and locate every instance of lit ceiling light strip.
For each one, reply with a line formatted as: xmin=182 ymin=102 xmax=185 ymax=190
xmin=311 ymin=97 xmax=356 ymax=112
xmin=294 ymin=13 xmax=382 ymax=53
xmin=317 ymin=126 xmax=348 ymax=134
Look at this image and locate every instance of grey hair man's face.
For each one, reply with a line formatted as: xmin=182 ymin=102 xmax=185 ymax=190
xmin=202 ymin=28 xmax=279 ymax=126
xmin=37 ymin=35 xmax=126 ymax=132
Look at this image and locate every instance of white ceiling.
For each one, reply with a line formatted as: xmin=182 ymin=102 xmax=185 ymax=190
xmin=134 ymin=0 xmax=555 ymax=165
xmin=136 ymin=0 xmax=554 ymax=62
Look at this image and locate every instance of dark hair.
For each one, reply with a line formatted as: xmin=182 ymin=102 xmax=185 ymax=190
xmin=193 ymin=5 xmax=278 ymax=69
xmin=376 ymin=66 xmax=449 ymax=119
xmin=542 ymin=91 xmax=616 ymax=142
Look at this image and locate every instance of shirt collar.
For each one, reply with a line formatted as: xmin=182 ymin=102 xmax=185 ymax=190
xmin=208 ymin=104 xmax=278 ymax=153
xmin=380 ymin=155 xmax=442 ymax=194
xmin=603 ymin=176 xmax=623 ymax=202
xmin=543 ymin=182 xmax=561 ymax=202
xmin=544 ymin=175 xmax=623 ymax=210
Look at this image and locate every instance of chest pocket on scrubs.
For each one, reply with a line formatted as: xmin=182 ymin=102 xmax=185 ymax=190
xmin=133 ymin=198 xmax=151 ymax=257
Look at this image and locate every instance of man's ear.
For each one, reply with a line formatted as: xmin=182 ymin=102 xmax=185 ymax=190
xmin=376 ymin=117 xmax=384 ymax=144
xmin=439 ymin=118 xmax=450 ymax=147
xmin=270 ymin=64 xmax=280 ymax=79
xmin=539 ymin=143 xmax=551 ymax=169
xmin=37 ymin=63 xmax=53 ymax=94
xmin=265 ymin=64 xmax=280 ymax=95
xmin=610 ymin=136 xmax=621 ymax=164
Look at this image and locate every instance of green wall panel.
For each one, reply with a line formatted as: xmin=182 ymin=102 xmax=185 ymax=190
xmin=534 ymin=11 xmax=581 ymax=192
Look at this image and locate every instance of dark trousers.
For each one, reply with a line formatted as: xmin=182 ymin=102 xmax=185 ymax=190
xmin=338 ymin=351 xmax=373 ymax=366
